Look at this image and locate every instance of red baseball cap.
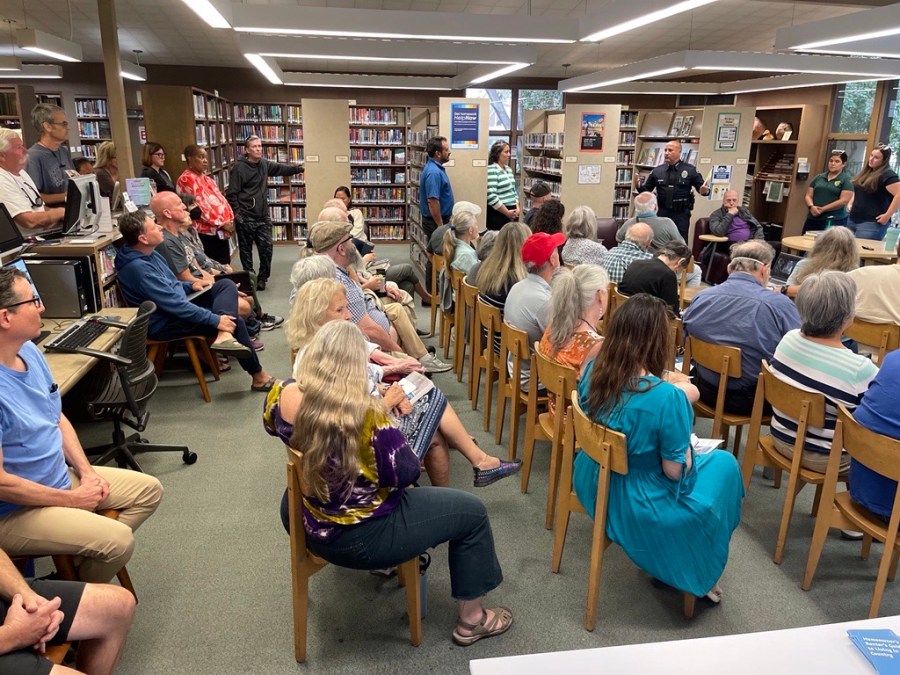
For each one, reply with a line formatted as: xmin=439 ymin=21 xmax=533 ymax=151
xmin=522 ymin=232 xmax=566 ymax=266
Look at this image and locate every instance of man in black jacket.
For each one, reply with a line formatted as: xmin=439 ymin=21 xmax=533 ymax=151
xmin=226 ymin=135 xmax=303 ymax=290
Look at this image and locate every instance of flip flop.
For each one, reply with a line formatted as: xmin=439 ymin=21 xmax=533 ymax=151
xmin=452 ymin=607 xmax=513 ymax=646
xmin=251 ymin=376 xmax=278 ymax=393
xmin=215 ymin=354 xmax=231 ymax=372
xmin=211 ymin=338 xmax=251 ymax=358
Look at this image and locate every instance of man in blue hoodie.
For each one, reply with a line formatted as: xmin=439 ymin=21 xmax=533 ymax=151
xmin=226 ymin=135 xmax=304 ymax=291
xmin=114 ymin=211 xmax=277 ymax=393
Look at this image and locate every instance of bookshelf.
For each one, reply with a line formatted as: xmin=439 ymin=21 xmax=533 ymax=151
xmin=521 ymin=110 xmax=564 ymax=211
xmin=232 ymin=102 xmax=306 ymax=243
xmin=74 ymin=96 xmax=111 ymax=160
xmin=407 ymin=106 xmax=437 ymax=277
xmin=633 ymin=108 xmax=704 ymax=197
xmin=349 ymin=105 xmax=407 ymax=242
xmin=0 ymin=87 xmax=29 ymax=136
xmin=614 ymin=109 xmax=640 ymax=222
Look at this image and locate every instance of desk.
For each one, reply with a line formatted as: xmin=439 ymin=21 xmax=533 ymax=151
xmin=470 ymin=615 xmax=900 ymax=675
xmin=31 ymin=233 xmax=123 ymax=309
xmin=680 ymin=285 xmax=707 ymax=306
xmin=41 ymin=308 xmax=138 ymax=395
xmin=782 ymin=234 xmax=898 ymax=265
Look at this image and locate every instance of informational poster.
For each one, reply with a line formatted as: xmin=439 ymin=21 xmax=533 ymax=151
xmin=715 ymin=112 xmax=741 ymax=151
xmin=450 ymin=103 xmax=479 ymax=150
xmin=579 ymin=113 xmax=605 ymax=152
xmin=707 ymin=164 xmax=733 ymax=200
xmin=577 ymin=165 xmax=601 ymax=184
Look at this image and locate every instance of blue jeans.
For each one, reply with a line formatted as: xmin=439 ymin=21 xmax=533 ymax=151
xmin=847 ymin=220 xmax=888 ymax=241
xmin=802 ymin=215 xmax=848 ymax=233
xmin=303 ymin=487 xmax=503 ymax=601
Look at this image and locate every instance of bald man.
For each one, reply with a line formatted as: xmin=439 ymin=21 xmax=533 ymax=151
xmin=708 ymin=189 xmax=764 ymax=242
xmin=637 ymin=139 xmax=708 ymax=241
xmin=601 ymin=222 xmax=655 ymax=284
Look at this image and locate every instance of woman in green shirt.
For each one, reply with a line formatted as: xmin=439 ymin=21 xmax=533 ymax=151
xmin=802 ymin=149 xmax=854 ymax=233
xmin=485 ymin=141 xmax=519 ymax=231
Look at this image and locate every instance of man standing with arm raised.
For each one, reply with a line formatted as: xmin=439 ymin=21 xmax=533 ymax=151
xmin=637 ymin=140 xmax=709 ymax=241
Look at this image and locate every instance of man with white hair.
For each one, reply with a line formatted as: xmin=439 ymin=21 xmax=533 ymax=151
xmin=616 ymin=192 xmax=683 ymax=250
xmin=601 ymin=222 xmax=655 ymax=284
xmin=0 ymin=128 xmax=64 ymax=231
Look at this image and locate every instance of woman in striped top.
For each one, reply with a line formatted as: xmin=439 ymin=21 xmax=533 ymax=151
xmin=486 ymin=141 xmax=519 ymax=231
xmin=280 ymin=320 xmax=513 ymax=646
xmin=770 ymin=271 xmax=878 ymax=473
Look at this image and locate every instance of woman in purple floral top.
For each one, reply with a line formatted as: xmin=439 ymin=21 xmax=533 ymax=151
xmin=274 ymin=321 xmax=513 ymax=646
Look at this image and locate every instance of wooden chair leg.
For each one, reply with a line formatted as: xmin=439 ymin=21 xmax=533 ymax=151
xmin=545 ymin=436 xmax=564 ymax=530
xmin=801 ymin=510 xmax=832 ymax=591
xmin=483 ymin=362 xmax=497 ymax=433
xmin=870 ymin=545 xmax=895 ymax=618
xmin=198 ymin=338 xmax=221 ymax=380
xmin=774 ymin=474 xmax=805 ymax=565
xmin=291 ymin=569 xmax=311 ymax=662
xmin=147 ymin=343 xmax=166 ymax=376
xmin=467 ymin=333 xmax=478 ymax=402
xmin=495 ymin=379 xmax=508 ymax=446
xmin=862 ymin=534 xmax=873 ymax=561
xmin=116 ymin=566 xmax=137 ymax=601
xmin=471 ymin=358 xmax=483 ymax=411
xmin=888 ymin=547 xmax=900 ymax=583
xmin=774 ymin=469 xmax=783 ymax=489
xmin=399 ymin=557 xmax=422 ymax=647
xmin=812 ymin=483 xmax=823 ymax=516
xmin=682 ymin=593 xmax=696 ymax=619
xmin=184 ymin=338 xmax=212 ymax=402
xmin=508 ymin=395 xmax=523 ymax=462
xmin=51 ymin=555 xmax=78 ymax=581
xmin=732 ymin=425 xmax=744 ymax=457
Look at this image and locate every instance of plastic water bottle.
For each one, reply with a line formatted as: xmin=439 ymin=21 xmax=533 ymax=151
xmin=884 ymin=222 xmax=900 ymax=254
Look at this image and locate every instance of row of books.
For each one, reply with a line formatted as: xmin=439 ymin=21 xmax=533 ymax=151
xmin=264 ymin=147 xmax=288 ymax=163
xmin=352 ymin=187 xmax=406 ymax=203
xmin=613 ymin=204 xmax=630 ymax=220
xmin=616 ymin=150 xmax=634 ymax=165
xmin=98 ymin=246 xmax=117 ymax=283
xmin=523 ymin=132 xmax=564 ymax=150
xmin=272 ymin=225 xmax=297 ymax=242
xmin=367 ymin=225 xmax=407 ymax=239
xmin=620 ymin=110 xmax=639 ymax=128
xmin=408 ymin=186 xmax=419 ymax=206
xmin=618 ymin=131 xmax=636 ymax=146
xmin=615 ymin=168 xmax=633 ymax=183
xmin=350 ymin=148 xmax=406 ymax=165
xmin=522 ymin=156 xmax=563 ymax=175
xmin=614 ymin=187 xmax=632 ymax=203
xmin=408 ymin=166 xmax=421 ymax=186
xmin=268 ymin=174 xmax=305 ymax=185
xmin=78 ymin=120 xmax=111 ymax=140
xmin=359 ymin=206 xmax=405 ymax=222
xmin=75 ymin=98 xmax=108 ymax=118
xmin=637 ymin=145 xmax=698 ymax=167
xmin=409 ymin=150 xmax=427 ymax=168
xmin=192 ymin=95 xmax=230 ymax=120
xmin=350 ymin=108 xmax=405 ymax=126
xmin=351 ymin=167 xmax=406 ymax=184
xmin=349 ymin=128 xmax=405 ymax=146
xmin=234 ymin=104 xmax=284 ymax=123
xmin=234 ymin=124 xmax=284 ymax=143
xmin=288 ymin=127 xmax=303 ymax=143
xmin=409 ymin=130 xmax=436 ymax=147
xmin=194 ymin=122 xmax=230 ymax=145
xmin=269 ymin=206 xmax=308 ymax=223
xmin=523 ymin=176 xmax=560 ymax=197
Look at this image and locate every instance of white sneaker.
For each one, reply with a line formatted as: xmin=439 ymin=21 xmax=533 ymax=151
xmin=419 ymin=353 xmax=452 ymax=373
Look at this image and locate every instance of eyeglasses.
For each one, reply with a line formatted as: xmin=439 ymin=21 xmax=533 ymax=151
xmin=0 ymin=296 xmax=42 ymax=310
xmin=338 ymin=235 xmax=353 ymax=247
xmin=153 ymin=151 xmax=165 ymax=157
xmin=48 ymin=120 xmax=69 ymax=128
xmin=18 ymin=182 xmax=42 ymax=208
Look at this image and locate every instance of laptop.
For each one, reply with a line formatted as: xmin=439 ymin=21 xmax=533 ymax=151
xmin=770 ymin=252 xmax=803 ymax=285
xmin=0 ymin=203 xmax=25 ymax=258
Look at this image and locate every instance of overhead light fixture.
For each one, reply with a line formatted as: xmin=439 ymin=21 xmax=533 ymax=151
xmin=559 ymin=55 xmax=685 ymax=92
xmin=180 ymin=0 xmax=231 ymax=29
xmin=774 ymin=3 xmax=900 ymax=51
xmin=15 ymin=28 xmax=82 ymax=63
xmin=231 ymin=4 xmax=577 ymax=43
xmin=0 ymin=64 xmax=62 ymax=79
xmin=720 ymin=73 xmax=882 ymax=95
xmin=572 ymin=81 xmax=720 ymax=95
xmin=467 ymin=63 xmax=530 ymax=85
xmin=0 ymin=57 xmax=21 ymax=71
xmin=245 ymin=54 xmax=283 ymax=85
xmin=120 ymin=60 xmax=147 ymax=82
xmin=580 ymin=0 xmax=719 ymax=42
xmin=282 ymin=71 xmax=453 ymax=90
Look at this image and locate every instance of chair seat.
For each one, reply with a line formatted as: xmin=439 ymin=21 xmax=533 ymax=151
xmin=146 ymin=335 xmax=220 ymax=402
xmin=834 ymin=492 xmax=895 ymax=541
xmin=538 ymin=411 xmax=555 ymax=440
xmin=693 ymin=399 xmax=753 ymax=427
xmin=759 ymin=436 xmax=833 ymax=485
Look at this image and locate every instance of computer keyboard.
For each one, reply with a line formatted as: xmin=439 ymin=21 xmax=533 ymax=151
xmin=44 ymin=320 xmax=109 ymax=352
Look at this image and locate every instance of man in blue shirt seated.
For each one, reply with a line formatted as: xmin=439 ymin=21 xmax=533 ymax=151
xmin=114 ymin=211 xmax=277 ymax=392
xmin=682 ymin=240 xmax=801 ymax=415
xmin=0 ymin=546 xmax=135 ymax=674
xmin=0 ymin=266 xmax=163 ymax=584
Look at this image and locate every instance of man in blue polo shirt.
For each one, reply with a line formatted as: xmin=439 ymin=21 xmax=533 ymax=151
xmin=421 ymin=136 xmax=454 ymax=294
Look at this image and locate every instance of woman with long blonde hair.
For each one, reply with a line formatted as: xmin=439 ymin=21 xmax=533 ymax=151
xmin=782 ymin=226 xmax=858 ymax=298
xmin=475 ymin=221 xmax=529 ymax=310
xmin=849 ymin=144 xmax=900 ymax=241
xmin=93 ymin=141 xmax=118 ymax=198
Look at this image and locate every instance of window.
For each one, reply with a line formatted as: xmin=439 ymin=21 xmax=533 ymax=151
xmin=831 ymin=81 xmax=878 ymax=135
xmin=466 ymin=88 xmax=512 ymax=131
xmin=878 ymin=80 xmax=900 ymax=172
xmin=825 ymin=139 xmax=869 ymax=177
xmin=517 ymin=89 xmax=563 ymax=129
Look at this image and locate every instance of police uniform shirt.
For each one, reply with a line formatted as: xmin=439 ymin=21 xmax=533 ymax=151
xmin=640 ymin=160 xmax=704 ymax=213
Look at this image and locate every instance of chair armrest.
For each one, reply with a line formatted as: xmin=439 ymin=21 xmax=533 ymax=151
xmin=94 ymin=318 xmax=130 ymax=330
xmin=47 ymin=346 xmax=132 ymax=367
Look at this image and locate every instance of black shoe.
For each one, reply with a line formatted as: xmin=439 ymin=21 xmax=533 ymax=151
xmin=416 ymin=328 xmax=430 ymax=337
xmin=256 ymin=278 xmax=267 ymax=291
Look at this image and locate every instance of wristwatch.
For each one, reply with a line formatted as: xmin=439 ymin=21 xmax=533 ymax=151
xmin=780 ymin=285 xmax=789 ymax=295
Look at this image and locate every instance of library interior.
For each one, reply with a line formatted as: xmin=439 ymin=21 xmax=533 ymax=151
xmin=0 ymin=0 xmax=899 ymax=673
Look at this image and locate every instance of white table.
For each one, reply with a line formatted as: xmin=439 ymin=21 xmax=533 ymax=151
xmin=470 ymin=616 xmax=900 ymax=674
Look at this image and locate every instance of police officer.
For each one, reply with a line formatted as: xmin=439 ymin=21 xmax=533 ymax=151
xmin=637 ymin=140 xmax=709 ymax=241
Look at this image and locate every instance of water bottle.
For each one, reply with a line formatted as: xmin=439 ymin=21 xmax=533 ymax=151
xmin=825 ymin=215 xmax=834 ymax=230
xmin=884 ymin=223 xmax=900 ymax=254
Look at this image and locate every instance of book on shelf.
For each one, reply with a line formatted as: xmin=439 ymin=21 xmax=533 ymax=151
xmin=234 ymin=104 xmax=283 ymax=123
xmin=75 ymin=98 xmax=108 ymax=118
xmin=350 ymin=107 xmax=405 ymax=126
xmin=680 ymin=115 xmax=695 ymax=137
xmin=668 ymin=115 xmax=684 ymax=137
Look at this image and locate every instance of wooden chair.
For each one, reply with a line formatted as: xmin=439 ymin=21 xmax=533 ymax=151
xmin=741 ymin=361 xmax=834 ymax=565
xmin=802 ymin=405 xmax=900 ymax=618
xmin=285 ymin=446 xmax=421 ymax=662
xmin=552 ymin=393 xmax=696 ymax=629
xmin=602 ymin=282 xmax=629 ymax=332
xmin=522 ymin=343 xmax=580 ymax=530
xmin=682 ymin=336 xmax=763 ymax=455
xmin=472 ymin=299 xmax=503 ymax=431
xmin=667 ymin=318 xmax=682 ymax=372
xmin=438 ymin=263 xmax=457 ymax=360
xmin=464 ymin=285 xmax=481 ymax=402
xmin=843 ymin=317 xmax=900 ymax=367
xmin=429 ymin=252 xmax=443 ymax=337
xmin=146 ymin=335 xmax=220 ymax=403
xmin=452 ymin=272 xmax=473 ymax=381
xmin=494 ymin=322 xmax=545 ymax=460
xmin=678 ymin=260 xmax=695 ymax=312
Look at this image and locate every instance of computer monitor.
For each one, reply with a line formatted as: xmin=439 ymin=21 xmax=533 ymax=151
xmin=63 ymin=174 xmax=101 ymax=234
xmin=110 ymin=180 xmax=122 ymax=212
xmin=0 ymin=203 xmax=25 ymax=258
xmin=4 ymin=258 xmax=41 ymax=306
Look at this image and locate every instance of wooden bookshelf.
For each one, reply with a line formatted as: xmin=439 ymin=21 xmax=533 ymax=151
xmin=613 ymin=108 xmax=640 ymax=222
xmin=74 ymin=96 xmax=111 ymax=160
xmin=521 ymin=110 xmax=564 ymax=210
xmin=407 ymin=106 xmax=437 ymax=277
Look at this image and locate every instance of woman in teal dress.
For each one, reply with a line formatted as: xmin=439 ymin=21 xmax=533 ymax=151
xmin=574 ymin=294 xmax=744 ymax=601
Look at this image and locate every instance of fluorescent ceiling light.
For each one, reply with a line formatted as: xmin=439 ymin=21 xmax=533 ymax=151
xmin=282 ymin=71 xmax=453 ymax=90
xmin=0 ymin=65 xmax=62 ymax=79
xmin=800 ymin=35 xmax=900 ymax=60
xmin=560 ymin=55 xmax=685 ymax=92
xmin=15 ymin=28 xmax=82 ymax=63
xmin=245 ymin=54 xmax=283 ymax=85
xmin=180 ymin=0 xmax=231 ymax=29
xmin=0 ymin=57 xmax=21 ymax=71
xmin=467 ymin=63 xmax=529 ymax=84
xmin=720 ymin=73 xmax=884 ymax=95
xmin=580 ymin=0 xmax=719 ymax=42
xmin=120 ymin=61 xmax=147 ymax=82
xmin=575 ymin=81 xmax=720 ymax=95
xmin=231 ymin=4 xmax=577 ymax=43
xmin=774 ymin=3 xmax=900 ymax=51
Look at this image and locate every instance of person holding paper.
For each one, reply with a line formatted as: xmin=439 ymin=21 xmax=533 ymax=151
xmin=0 ymin=129 xmax=64 ymax=231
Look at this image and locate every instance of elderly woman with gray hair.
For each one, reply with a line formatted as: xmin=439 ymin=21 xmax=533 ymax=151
xmin=769 ymin=271 xmax=879 ymax=473
xmin=561 ymin=205 xmax=608 ymax=266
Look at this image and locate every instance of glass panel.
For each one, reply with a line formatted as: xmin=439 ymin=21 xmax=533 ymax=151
xmin=825 ymin=138 xmax=869 ymax=177
xmin=830 ymin=81 xmax=878 ymax=134
xmin=466 ymin=88 xmax=512 ymax=131
xmin=878 ymin=80 xmax=900 ymax=172
xmin=517 ymin=89 xmax=564 ymax=129
xmin=488 ymin=134 xmax=512 ymax=170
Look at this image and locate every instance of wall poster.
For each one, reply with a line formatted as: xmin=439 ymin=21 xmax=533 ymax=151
xmin=715 ymin=112 xmax=741 ymax=151
xmin=579 ymin=113 xmax=605 ymax=152
xmin=450 ymin=103 xmax=479 ymax=150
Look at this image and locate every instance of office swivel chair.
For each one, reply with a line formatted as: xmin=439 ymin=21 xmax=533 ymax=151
xmin=80 ymin=301 xmax=198 ymax=472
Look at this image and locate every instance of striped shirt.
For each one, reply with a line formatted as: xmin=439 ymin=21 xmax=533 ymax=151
xmin=487 ymin=163 xmax=518 ymax=208
xmin=336 ymin=265 xmax=391 ymax=333
xmin=770 ymin=329 xmax=878 ymax=453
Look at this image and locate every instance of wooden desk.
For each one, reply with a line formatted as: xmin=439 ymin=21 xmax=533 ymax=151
xmin=470 ymin=615 xmax=900 ymax=675
xmin=40 ymin=308 xmax=138 ymax=395
xmin=782 ymin=234 xmax=898 ymax=265
xmin=680 ymin=285 xmax=707 ymax=305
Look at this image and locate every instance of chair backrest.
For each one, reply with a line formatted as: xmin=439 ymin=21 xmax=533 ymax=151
xmin=460 ymin=278 xmax=478 ymax=312
xmin=605 ymin=282 xmax=629 ymax=325
xmin=431 ymin=252 xmax=445 ymax=283
xmin=683 ymin=335 xmax=742 ymax=379
xmin=752 ymin=360 xmax=826 ymax=456
xmin=477 ymin=298 xmax=502 ymax=355
xmin=691 ymin=217 xmax=711 ymax=260
xmin=534 ymin=341 xmax=580 ymax=404
xmin=449 ymin=268 xmax=464 ymax=294
xmin=843 ymin=318 xmax=900 ymax=367
xmin=285 ymin=445 xmax=314 ymax=561
xmin=571 ymin=394 xmax=629 ymax=478
xmin=837 ymin=404 xmax=900 ymax=485
xmin=595 ymin=218 xmax=619 ymax=250
xmin=678 ymin=259 xmax=695 ymax=310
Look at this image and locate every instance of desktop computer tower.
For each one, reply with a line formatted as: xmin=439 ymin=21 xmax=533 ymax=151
xmin=21 ymin=253 xmax=100 ymax=313
xmin=23 ymin=259 xmax=88 ymax=319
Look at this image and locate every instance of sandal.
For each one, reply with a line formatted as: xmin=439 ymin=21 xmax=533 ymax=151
xmin=251 ymin=376 xmax=278 ymax=393
xmin=452 ymin=606 xmax=513 ymax=646
xmin=215 ymin=354 xmax=231 ymax=372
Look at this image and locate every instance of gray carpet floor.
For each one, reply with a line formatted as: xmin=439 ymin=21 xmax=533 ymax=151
xmin=67 ymin=243 xmax=899 ymax=674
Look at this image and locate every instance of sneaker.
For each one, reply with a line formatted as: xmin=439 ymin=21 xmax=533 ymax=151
xmin=840 ymin=529 xmax=864 ymax=540
xmin=418 ymin=353 xmax=452 ymax=374
xmin=259 ymin=314 xmax=285 ymax=331
xmin=250 ymin=337 xmax=265 ymax=352
xmin=473 ymin=459 xmax=522 ymax=488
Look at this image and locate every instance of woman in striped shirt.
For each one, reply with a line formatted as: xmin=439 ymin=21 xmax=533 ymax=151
xmin=486 ymin=141 xmax=519 ymax=231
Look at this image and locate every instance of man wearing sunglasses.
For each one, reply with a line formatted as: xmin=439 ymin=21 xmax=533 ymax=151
xmin=25 ymin=104 xmax=75 ymax=207
xmin=0 ymin=129 xmax=64 ymax=232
